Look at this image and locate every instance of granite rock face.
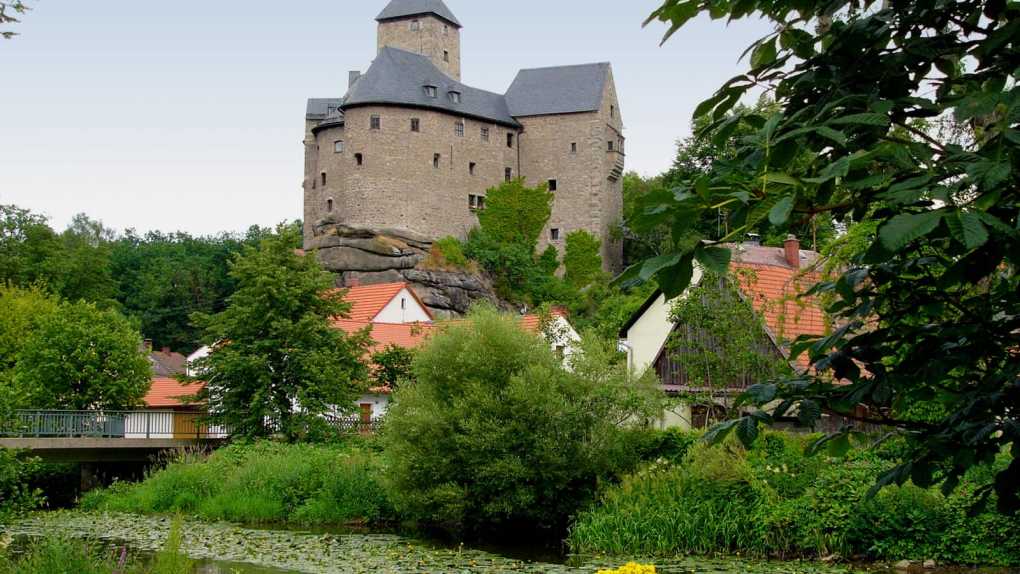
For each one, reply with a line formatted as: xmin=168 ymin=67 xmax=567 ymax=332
xmin=310 ymin=223 xmax=503 ymax=318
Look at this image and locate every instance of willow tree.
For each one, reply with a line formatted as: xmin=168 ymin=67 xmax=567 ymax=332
xmin=627 ymin=0 xmax=1020 ymax=510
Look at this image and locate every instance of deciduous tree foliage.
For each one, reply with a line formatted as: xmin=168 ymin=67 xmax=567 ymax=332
xmin=563 ymin=230 xmax=604 ymax=288
xmin=635 ymin=0 xmax=1020 ymax=509
xmin=189 ymin=227 xmax=371 ymax=440
xmin=0 ymin=1 xmax=29 ymax=39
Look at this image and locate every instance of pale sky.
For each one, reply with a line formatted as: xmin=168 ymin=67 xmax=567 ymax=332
xmin=0 ymin=1 xmax=772 ymax=235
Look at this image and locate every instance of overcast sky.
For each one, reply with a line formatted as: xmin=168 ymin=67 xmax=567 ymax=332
xmin=0 ymin=1 xmax=772 ymax=236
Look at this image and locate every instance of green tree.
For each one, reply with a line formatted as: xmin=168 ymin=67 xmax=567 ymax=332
xmin=45 ymin=214 xmax=118 ymax=306
xmin=189 ymin=226 xmax=371 ymax=440
xmin=636 ymin=0 xmax=1020 ymax=509
xmin=0 ymin=205 xmax=61 ymax=289
xmin=371 ymin=344 xmax=416 ymax=391
xmin=563 ymin=230 xmax=604 ymax=289
xmin=13 ymin=301 xmax=151 ymax=410
xmin=476 ymin=179 xmax=554 ymax=247
xmin=0 ymin=286 xmax=60 ymax=414
xmin=382 ymin=306 xmax=660 ymax=535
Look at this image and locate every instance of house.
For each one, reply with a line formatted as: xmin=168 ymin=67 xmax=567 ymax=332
xmin=127 ymin=344 xmax=219 ymax=439
xmin=619 ymin=236 xmax=827 ymax=429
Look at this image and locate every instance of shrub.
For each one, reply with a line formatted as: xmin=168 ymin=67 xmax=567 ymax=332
xmin=425 ymin=237 xmax=471 ymax=270
xmin=0 ymin=537 xmax=114 ymax=574
xmin=382 ymin=306 xmax=660 ymax=536
xmin=563 ymin=230 xmax=604 ymax=288
xmin=0 ymin=449 xmax=43 ymax=520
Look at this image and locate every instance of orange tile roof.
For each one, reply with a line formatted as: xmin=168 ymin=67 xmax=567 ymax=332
xmin=144 ymin=377 xmax=204 ymax=408
xmin=336 ymin=282 xmax=433 ymax=323
xmin=333 ymin=319 xmax=436 ymax=354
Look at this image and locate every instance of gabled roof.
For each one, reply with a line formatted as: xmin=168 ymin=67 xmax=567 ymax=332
xmin=334 ymin=319 xmax=435 ymax=354
xmin=149 ymin=349 xmax=187 ymax=378
xmin=505 ymin=63 xmax=610 ymax=117
xmin=343 ymin=47 xmax=519 ymax=128
xmin=340 ymin=282 xmax=433 ymax=323
xmin=376 ymin=0 xmax=462 ymax=28
xmin=144 ymin=378 xmax=203 ymax=408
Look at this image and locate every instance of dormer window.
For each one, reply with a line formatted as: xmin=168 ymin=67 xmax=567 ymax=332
xmin=424 ymin=85 xmax=438 ymax=98
xmin=410 ymin=20 xmax=420 ymax=31
xmin=449 ymin=91 xmax=461 ymax=104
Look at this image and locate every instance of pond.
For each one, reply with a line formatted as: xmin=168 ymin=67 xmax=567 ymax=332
xmin=0 ymin=512 xmax=1006 ymax=574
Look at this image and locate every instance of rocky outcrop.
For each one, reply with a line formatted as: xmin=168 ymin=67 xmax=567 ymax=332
xmin=309 ymin=221 xmax=503 ymax=318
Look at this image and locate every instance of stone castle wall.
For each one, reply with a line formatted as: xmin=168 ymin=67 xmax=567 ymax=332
xmin=377 ymin=16 xmax=461 ymax=81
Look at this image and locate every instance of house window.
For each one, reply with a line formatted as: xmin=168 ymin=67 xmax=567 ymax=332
xmin=321 ymin=172 xmax=326 ymax=186
xmin=449 ymin=91 xmax=461 ymax=103
xmin=334 ymin=140 xmax=344 ymax=153
xmin=507 ymin=133 xmax=514 ymax=148
xmin=608 ymin=140 xmax=615 ymax=152
xmin=400 ymin=297 xmax=407 ymax=310
xmin=481 ymin=127 xmax=490 ymax=142
xmin=455 ymin=121 xmax=465 ymax=137
xmin=469 ymin=162 xmax=476 ymax=175
xmin=443 ymin=50 xmax=450 ymax=62
xmin=571 ymin=142 xmax=577 ymax=154
xmin=411 ymin=118 xmax=420 ymax=132
xmin=424 ymin=85 xmax=438 ymax=98
xmin=327 ymin=198 xmax=334 ymax=212
xmin=548 ymin=179 xmax=557 ymax=192
xmin=370 ymin=115 xmax=381 ymax=130
xmin=433 ymin=153 xmax=441 ymax=169
xmin=355 ymin=153 xmax=363 ymax=166
xmin=550 ymin=228 xmax=560 ymax=241
xmin=410 ymin=20 xmax=420 ymax=31
xmin=505 ymin=167 xmax=512 ymax=182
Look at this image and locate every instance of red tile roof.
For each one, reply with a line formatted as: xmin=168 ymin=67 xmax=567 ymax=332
xmin=337 ymin=283 xmax=433 ymax=322
xmin=144 ymin=377 xmax=204 ymax=408
xmin=333 ymin=319 xmax=435 ymax=354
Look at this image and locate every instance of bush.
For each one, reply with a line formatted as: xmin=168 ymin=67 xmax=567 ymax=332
xmin=80 ymin=441 xmax=393 ymax=527
xmin=0 ymin=449 xmax=43 ymax=520
xmin=424 ymin=237 xmax=471 ymax=270
xmin=382 ymin=306 xmax=660 ymax=536
xmin=0 ymin=537 xmax=114 ymax=574
xmin=569 ymin=433 xmax=1020 ymax=566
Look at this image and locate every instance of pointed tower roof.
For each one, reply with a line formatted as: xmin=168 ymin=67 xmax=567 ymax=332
xmin=376 ymin=0 xmax=462 ymax=28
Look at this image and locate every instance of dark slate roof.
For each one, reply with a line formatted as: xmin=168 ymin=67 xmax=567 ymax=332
xmin=342 ymin=47 xmax=519 ymax=127
xmin=505 ymin=63 xmax=611 ymax=117
xmin=306 ymin=98 xmax=343 ymax=120
xmin=376 ymin=0 xmax=462 ymax=28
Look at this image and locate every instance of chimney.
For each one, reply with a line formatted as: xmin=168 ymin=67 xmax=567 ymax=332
xmin=745 ymin=233 xmax=761 ymax=247
xmin=784 ymin=234 xmax=801 ymax=269
xmin=348 ymin=71 xmax=361 ymax=90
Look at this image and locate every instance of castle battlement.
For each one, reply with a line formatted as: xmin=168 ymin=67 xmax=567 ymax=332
xmin=304 ymin=0 xmax=625 ymax=271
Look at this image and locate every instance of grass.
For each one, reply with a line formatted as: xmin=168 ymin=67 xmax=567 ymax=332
xmin=80 ymin=440 xmax=394 ymax=527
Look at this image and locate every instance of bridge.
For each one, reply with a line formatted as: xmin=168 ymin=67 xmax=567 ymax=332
xmin=0 ymin=410 xmax=228 ymax=462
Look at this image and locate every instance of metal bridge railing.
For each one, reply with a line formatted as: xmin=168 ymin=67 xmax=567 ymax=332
xmin=0 ymin=410 xmax=227 ymax=440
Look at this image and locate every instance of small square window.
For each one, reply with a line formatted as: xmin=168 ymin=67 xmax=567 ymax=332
xmin=334 ymin=140 xmax=345 ymax=153
xmin=469 ymin=194 xmax=477 ymax=209
xmin=507 ymin=133 xmax=514 ymax=148
xmin=505 ymin=168 xmax=512 ymax=182
xmin=424 ymin=85 xmax=438 ymax=98
xmin=469 ymin=162 xmax=476 ymax=175
xmin=571 ymin=142 xmax=577 ymax=154
xmin=550 ymin=228 xmax=560 ymax=241
xmin=548 ymin=179 xmax=557 ymax=192
xmin=433 ymin=153 xmax=441 ymax=169
xmin=455 ymin=121 xmax=465 ymax=137
xmin=477 ymin=196 xmax=485 ymax=210
xmin=370 ymin=115 xmax=381 ymax=130
xmin=481 ymin=127 xmax=490 ymax=142
xmin=608 ymin=140 xmax=615 ymax=152
xmin=443 ymin=50 xmax=450 ymax=63
xmin=410 ymin=20 xmax=420 ymax=31
xmin=411 ymin=118 xmax=420 ymax=132
xmin=321 ymin=172 xmax=327 ymax=186
xmin=355 ymin=153 xmax=364 ymax=166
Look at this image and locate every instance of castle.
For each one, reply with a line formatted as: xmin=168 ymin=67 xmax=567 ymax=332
xmin=303 ymin=0 xmax=625 ymax=272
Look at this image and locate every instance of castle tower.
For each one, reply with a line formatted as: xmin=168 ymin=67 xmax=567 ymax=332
xmin=376 ymin=0 xmax=462 ymax=81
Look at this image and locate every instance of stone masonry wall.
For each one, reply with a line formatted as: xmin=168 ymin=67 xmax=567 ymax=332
xmin=377 ymin=16 xmax=461 ymax=81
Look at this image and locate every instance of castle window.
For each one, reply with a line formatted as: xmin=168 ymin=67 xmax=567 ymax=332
xmin=410 ymin=20 xmax=420 ymax=31
xmin=477 ymin=196 xmax=485 ymax=209
xmin=444 ymin=24 xmax=449 ymax=35
xmin=424 ymin=85 xmax=438 ymax=98
xmin=334 ymin=140 xmax=344 ymax=153
xmin=505 ymin=167 xmax=512 ymax=182
xmin=507 ymin=133 xmax=514 ymax=148
xmin=411 ymin=118 xmax=420 ymax=132
xmin=571 ymin=142 xmax=577 ymax=154
xmin=434 ymin=153 xmax=441 ymax=169
xmin=608 ymin=140 xmax=615 ymax=152
xmin=321 ymin=172 xmax=327 ymax=186
xmin=355 ymin=153 xmax=364 ymax=166
xmin=548 ymin=179 xmax=557 ymax=192
xmin=455 ymin=121 xmax=465 ymax=137
xmin=481 ymin=127 xmax=490 ymax=142
xmin=370 ymin=115 xmax=381 ymax=130
xmin=449 ymin=91 xmax=461 ymax=104
xmin=327 ymin=198 xmax=334 ymax=212
xmin=469 ymin=195 xmax=477 ymax=210
xmin=550 ymin=228 xmax=561 ymax=241
xmin=469 ymin=162 xmax=476 ymax=175
xmin=611 ymin=105 xmax=616 ymax=118
xmin=443 ymin=50 xmax=450 ymax=63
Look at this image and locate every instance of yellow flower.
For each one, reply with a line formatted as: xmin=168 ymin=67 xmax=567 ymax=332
xmin=596 ymin=563 xmax=656 ymax=574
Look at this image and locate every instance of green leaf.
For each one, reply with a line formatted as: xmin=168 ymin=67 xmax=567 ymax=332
xmin=779 ymin=27 xmax=815 ymax=58
xmin=797 ymin=399 xmax=822 ymax=428
xmin=735 ymin=416 xmax=759 ymax=448
xmin=693 ymin=92 xmax=727 ymax=121
xmin=879 ymin=211 xmax=943 ymax=252
xmin=946 ymin=211 xmax=989 ymax=250
xmin=828 ymin=113 xmax=890 ymax=127
xmin=826 ymin=433 xmax=852 ymax=457
xmin=703 ymin=419 xmax=739 ymax=445
xmin=657 ymin=253 xmax=696 ymax=299
xmin=814 ymin=126 xmax=848 ymax=146
xmin=769 ymin=195 xmax=795 ymax=225
xmin=750 ymin=37 xmax=778 ymax=69
xmin=762 ymin=172 xmax=800 ymax=186
xmin=694 ymin=245 xmax=731 ymax=274
xmin=967 ymin=160 xmax=1012 ymax=189
xmin=639 ymin=254 xmax=682 ymax=282
xmin=739 ymin=383 xmax=777 ymax=406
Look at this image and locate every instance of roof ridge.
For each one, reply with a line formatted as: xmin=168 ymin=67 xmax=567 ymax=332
xmin=515 ymin=62 xmax=611 ymax=72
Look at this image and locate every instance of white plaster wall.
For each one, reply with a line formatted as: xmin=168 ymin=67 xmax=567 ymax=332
xmin=356 ymin=394 xmax=390 ymax=419
xmin=373 ymin=288 xmax=432 ymax=324
xmin=124 ymin=412 xmax=174 ymax=439
xmin=621 ymin=267 xmax=704 ymax=375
